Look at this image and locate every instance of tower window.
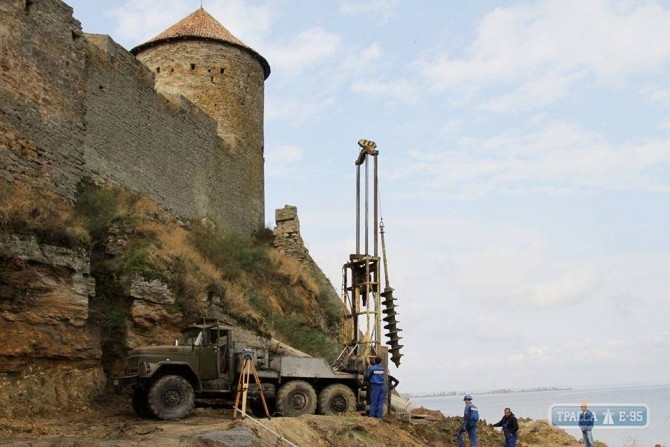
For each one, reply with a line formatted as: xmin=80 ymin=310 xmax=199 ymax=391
xmin=156 ymin=67 xmax=160 ymax=73
xmin=220 ymin=68 xmax=225 ymax=74
xmin=190 ymin=63 xmax=196 ymax=70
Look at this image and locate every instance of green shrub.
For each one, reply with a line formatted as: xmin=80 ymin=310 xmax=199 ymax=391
xmin=111 ymin=243 xmax=165 ymax=281
xmin=316 ymin=288 xmax=343 ymax=330
xmin=249 ymin=292 xmax=274 ymax=316
xmin=74 ymin=181 xmax=123 ymax=239
xmin=190 ymin=222 xmax=275 ymax=279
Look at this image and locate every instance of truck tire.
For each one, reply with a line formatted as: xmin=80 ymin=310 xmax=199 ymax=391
xmin=147 ymin=375 xmax=195 ymax=420
xmin=276 ymin=380 xmax=317 ymax=417
xmin=318 ymin=384 xmax=356 ymax=415
xmin=132 ymin=389 xmax=155 ymax=419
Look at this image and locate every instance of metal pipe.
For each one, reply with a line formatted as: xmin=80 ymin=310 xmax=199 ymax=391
xmin=374 ymin=152 xmax=379 ymax=257
xmin=356 ymin=164 xmax=360 ymax=255
xmin=365 ymin=156 xmax=369 ymax=255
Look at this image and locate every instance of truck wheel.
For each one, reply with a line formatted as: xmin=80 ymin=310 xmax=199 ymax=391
xmin=132 ymin=390 xmax=155 ymax=419
xmin=147 ymin=375 xmax=195 ymax=420
xmin=276 ymin=380 xmax=317 ymax=417
xmin=318 ymin=384 xmax=356 ymax=415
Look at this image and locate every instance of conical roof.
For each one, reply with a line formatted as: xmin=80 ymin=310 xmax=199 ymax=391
xmin=131 ymin=8 xmax=270 ymax=79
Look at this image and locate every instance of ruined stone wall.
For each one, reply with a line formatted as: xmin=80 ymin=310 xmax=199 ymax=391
xmin=0 ymin=0 xmax=88 ymax=195
xmin=274 ymin=205 xmax=342 ymax=307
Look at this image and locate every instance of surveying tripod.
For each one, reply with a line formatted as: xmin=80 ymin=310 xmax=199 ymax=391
xmin=233 ymin=349 xmax=271 ymax=419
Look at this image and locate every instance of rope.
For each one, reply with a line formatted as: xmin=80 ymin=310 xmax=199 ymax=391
xmin=233 ymin=407 xmax=300 ymax=447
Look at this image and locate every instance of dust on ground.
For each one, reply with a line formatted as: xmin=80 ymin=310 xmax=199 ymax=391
xmin=0 ymin=396 xmax=585 ymax=447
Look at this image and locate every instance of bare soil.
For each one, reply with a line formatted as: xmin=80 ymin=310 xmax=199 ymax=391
xmin=0 ymin=396 xmax=584 ymax=447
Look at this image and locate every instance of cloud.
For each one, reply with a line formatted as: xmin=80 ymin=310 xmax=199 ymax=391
xmin=417 ymin=0 xmax=670 ymax=112
xmin=265 ymin=144 xmax=305 ymax=178
xmin=641 ymin=85 xmax=670 ymax=106
xmin=350 ymin=79 xmax=420 ymax=104
xmin=393 ymin=121 xmax=670 ymax=199
xmin=480 ymin=72 xmax=585 ymax=114
xmin=265 ymin=95 xmax=336 ymax=127
xmin=507 ymin=353 xmax=525 ymax=365
xmin=339 ymin=0 xmax=399 ymax=23
xmin=458 ymin=356 xmax=472 ymax=370
xmin=264 ymin=27 xmax=343 ymax=78
xmin=338 ymin=43 xmax=383 ymax=75
xmin=450 ymin=242 xmax=600 ymax=309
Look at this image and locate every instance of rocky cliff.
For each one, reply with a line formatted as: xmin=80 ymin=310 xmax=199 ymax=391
xmin=0 ymin=178 xmax=343 ymax=416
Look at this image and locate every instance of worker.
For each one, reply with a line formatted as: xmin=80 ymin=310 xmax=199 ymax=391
xmin=386 ymin=374 xmax=400 ymax=410
xmin=365 ymin=356 xmax=385 ymax=419
xmin=579 ymin=402 xmax=595 ymax=447
xmin=389 ymin=375 xmax=399 ymax=391
xmin=491 ymin=407 xmax=519 ymax=447
xmin=457 ymin=394 xmax=479 ymax=447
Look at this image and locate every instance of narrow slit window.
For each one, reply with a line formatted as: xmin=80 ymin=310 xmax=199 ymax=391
xmin=156 ymin=67 xmax=160 ymax=73
xmin=190 ymin=63 xmax=196 ymax=70
xmin=220 ymin=68 xmax=225 ymax=74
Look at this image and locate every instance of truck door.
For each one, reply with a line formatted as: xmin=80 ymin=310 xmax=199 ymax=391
xmin=198 ymin=329 xmax=218 ymax=381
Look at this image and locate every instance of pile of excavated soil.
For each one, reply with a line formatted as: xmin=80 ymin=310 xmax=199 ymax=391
xmin=0 ymin=396 xmax=587 ymax=447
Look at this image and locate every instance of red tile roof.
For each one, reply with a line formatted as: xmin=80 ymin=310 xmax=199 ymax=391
xmin=132 ymin=8 xmax=270 ymax=79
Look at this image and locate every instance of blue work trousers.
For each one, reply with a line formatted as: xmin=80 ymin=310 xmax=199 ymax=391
xmin=368 ymin=383 xmax=385 ymax=418
xmin=504 ymin=431 xmax=518 ymax=447
xmin=582 ymin=429 xmax=594 ymax=447
xmin=456 ymin=424 xmax=477 ymax=447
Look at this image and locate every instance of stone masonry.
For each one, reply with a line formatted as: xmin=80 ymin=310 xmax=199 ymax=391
xmin=0 ymin=0 xmax=268 ymax=235
xmin=274 ymin=205 xmax=342 ymax=311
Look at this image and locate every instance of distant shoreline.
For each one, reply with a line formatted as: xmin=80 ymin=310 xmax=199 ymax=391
xmin=408 ymin=386 xmax=571 ymax=398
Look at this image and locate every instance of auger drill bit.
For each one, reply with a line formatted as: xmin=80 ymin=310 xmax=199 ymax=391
xmin=381 ymin=286 xmax=403 ymax=367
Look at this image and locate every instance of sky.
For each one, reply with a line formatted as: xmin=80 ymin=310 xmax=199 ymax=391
xmin=63 ymin=0 xmax=670 ymax=395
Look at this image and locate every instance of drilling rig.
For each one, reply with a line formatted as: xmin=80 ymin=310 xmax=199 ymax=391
xmin=340 ymin=139 xmax=403 ymax=368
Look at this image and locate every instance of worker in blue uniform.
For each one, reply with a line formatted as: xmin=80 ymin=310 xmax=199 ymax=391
xmin=457 ymin=394 xmax=479 ymax=447
xmin=365 ymin=356 xmax=385 ymax=419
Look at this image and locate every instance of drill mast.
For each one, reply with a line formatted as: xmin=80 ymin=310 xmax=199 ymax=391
xmin=341 ymin=139 xmax=403 ymax=367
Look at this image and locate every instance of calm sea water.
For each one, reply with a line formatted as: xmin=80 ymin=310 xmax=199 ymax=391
xmin=410 ymin=384 xmax=670 ymax=447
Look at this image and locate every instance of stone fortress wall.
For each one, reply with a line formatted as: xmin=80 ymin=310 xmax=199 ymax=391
xmin=0 ymin=0 xmax=265 ymax=234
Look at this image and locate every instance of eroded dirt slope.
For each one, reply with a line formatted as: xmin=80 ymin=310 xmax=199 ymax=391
xmin=0 ymin=397 xmax=584 ymax=447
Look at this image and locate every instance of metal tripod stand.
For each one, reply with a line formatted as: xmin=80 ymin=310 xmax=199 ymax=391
xmin=233 ymin=350 xmax=271 ymax=419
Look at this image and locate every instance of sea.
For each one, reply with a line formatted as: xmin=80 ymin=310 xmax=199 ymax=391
xmin=410 ymin=383 xmax=670 ymax=447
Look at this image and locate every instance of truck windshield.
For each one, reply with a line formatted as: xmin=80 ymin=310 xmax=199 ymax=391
xmin=179 ymin=328 xmax=203 ymax=346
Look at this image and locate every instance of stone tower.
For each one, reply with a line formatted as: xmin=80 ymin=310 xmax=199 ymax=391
xmin=131 ymin=8 xmax=271 ymax=231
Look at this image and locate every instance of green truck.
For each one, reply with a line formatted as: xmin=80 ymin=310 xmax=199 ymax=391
xmin=114 ymin=318 xmax=374 ymax=420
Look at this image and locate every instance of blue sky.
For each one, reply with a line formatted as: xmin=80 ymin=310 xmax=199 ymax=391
xmin=64 ymin=0 xmax=670 ymax=394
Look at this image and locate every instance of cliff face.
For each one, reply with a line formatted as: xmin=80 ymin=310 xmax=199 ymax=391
xmin=0 ymin=234 xmax=103 ymax=417
xmin=0 ymin=178 xmax=343 ymax=416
